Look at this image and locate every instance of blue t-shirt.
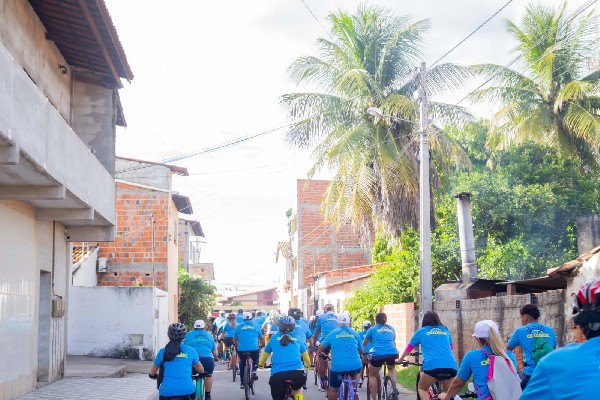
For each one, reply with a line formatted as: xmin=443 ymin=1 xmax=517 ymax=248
xmin=235 ymin=313 xmax=244 ymax=324
xmin=223 ymin=323 xmax=237 ymax=338
xmin=409 ymin=325 xmax=457 ymax=370
xmin=364 ymin=324 xmax=398 ymax=357
xmin=315 ymin=312 xmax=338 ymax=341
xmin=184 ymin=329 xmax=215 ymax=358
xmin=457 ymin=346 xmax=518 ymax=400
xmin=507 ymin=322 xmax=556 ymax=375
xmin=154 ymin=344 xmax=199 ymax=396
xmin=264 ymin=317 xmax=279 ymax=333
xmin=358 ymin=329 xmax=373 ymax=353
xmin=264 ymin=331 xmax=307 ymax=375
xmin=294 ymin=319 xmax=312 ymax=342
xmin=321 ymin=326 xmax=363 ymax=372
xmin=254 ymin=315 xmax=267 ymax=331
xmin=235 ymin=320 xmax=263 ymax=351
xmin=521 ymin=336 xmax=600 ymax=399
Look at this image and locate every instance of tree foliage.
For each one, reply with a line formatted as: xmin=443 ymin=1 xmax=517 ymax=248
xmin=470 ymin=2 xmax=600 ymax=172
xmin=282 ymin=4 xmax=470 ymax=241
xmin=178 ymin=266 xmax=216 ymax=329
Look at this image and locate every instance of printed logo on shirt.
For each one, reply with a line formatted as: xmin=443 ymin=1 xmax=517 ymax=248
xmin=480 ymin=358 xmax=490 ymax=366
xmin=176 ymin=353 xmax=188 ymax=358
xmin=426 ymin=327 xmax=447 ymax=336
xmin=377 ymin=327 xmax=393 ymax=333
xmin=335 ymin=331 xmax=357 ymax=339
xmin=276 ymin=335 xmax=297 ymax=342
xmin=526 ymin=330 xmax=550 ymax=339
xmin=193 ymin=337 xmax=209 ymax=342
xmin=242 ymin=325 xmax=256 ymax=330
xmin=327 ymin=317 xmax=337 ymax=322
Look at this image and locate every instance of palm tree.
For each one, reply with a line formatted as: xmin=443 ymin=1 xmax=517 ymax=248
xmin=471 ymin=2 xmax=600 ymax=172
xmin=281 ymin=5 xmax=470 ymax=241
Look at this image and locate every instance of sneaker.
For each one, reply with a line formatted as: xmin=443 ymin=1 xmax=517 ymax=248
xmin=251 ymin=372 xmax=258 ymax=381
xmin=240 ymin=383 xmax=245 ymax=389
xmin=318 ymin=387 xmax=327 ymax=392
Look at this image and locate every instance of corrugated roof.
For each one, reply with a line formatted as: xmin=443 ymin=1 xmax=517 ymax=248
xmin=172 ymin=193 xmax=193 ymax=215
xmin=116 ymin=156 xmax=189 ymax=176
xmin=181 ymin=218 xmax=204 ymax=237
xmin=28 ymin=0 xmax=133 ymax=88
xmin=547 ymin=245 xmax=600 ymax=277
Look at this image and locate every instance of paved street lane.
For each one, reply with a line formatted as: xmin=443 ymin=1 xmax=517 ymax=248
xmin=210 ymin=361 xmax=414 ymax=400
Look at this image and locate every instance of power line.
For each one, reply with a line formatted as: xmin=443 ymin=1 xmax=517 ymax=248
xmin=430 ymin=0 xmax=516 ymax=68
xmin=455 ymin=0 xmax=598 ymax=105
xmin=299 ymin=0 xmax=333 ymax=41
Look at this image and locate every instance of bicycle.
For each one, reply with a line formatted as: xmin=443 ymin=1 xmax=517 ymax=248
xmin=337 ymin=372 xmax=358 ymax=400
xmin=365 ymin=353 xmax=397 ymax=400
xmin=283 ymin=379 xmax=295 ymax=400
xmin=192 ymin=369 xmax=207 ymax=400
xmin=226 ymin=346 xmax=239 ymax=382
xmin=399 ymin=353 xmax=477 ymax=400
xmin=316 ymin=350 xmax=331 ymax=392
xmin=240 ymin=352 xmax=256 ymax=400
xmin=308 ymin=346 xmax=319 ymax=386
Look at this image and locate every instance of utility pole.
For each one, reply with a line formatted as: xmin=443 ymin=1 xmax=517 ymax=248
xmin=418 ymin=61 xmax=433 ymax=315
xmin=150 ymin=212 xmax=157 ymax=353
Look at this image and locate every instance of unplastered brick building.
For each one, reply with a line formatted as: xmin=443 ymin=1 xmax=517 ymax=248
xmin=288 ymin=179 xmax=372 ymax=313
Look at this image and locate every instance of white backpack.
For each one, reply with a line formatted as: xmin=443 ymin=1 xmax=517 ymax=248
xmin=481 ymin=350 xmax=522 ymax=400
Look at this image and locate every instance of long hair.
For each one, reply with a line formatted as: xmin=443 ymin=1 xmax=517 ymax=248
xmin=229 ymin=319 xmax=237 ymax=328
xmin=478 ymin=328 xmax=513 ymax=367
xmin=422 ymin=311 xmax=443 ymax=327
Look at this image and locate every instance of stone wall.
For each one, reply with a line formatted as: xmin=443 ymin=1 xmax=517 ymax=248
xmin=382 ymin=303 xmax=417 ymax=354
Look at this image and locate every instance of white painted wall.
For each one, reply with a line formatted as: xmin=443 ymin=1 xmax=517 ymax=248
xmin=0 ymin=201 xmax=37 ymax=399
xmin=72 ymin=247 xmax=99 ymax=287
xmin=68 ymin=287 xmax=168 ymax=359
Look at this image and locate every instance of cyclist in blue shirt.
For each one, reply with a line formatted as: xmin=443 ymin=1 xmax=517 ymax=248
xmin=363 ymin=312 xmax=399 ymax=400
xmin=149 ymin=322 xmax=204 ymax=400
xmin=506 ymin=303 xmax=557 ymax=388
xmin=521 ymin=279 xmax=600 ymax=399
xmin=357 ymin=320 xmax=372 ymax=388
xmin=184 ymin=320 xmax=218 ymax=400
xmin=259 ymin=316 xmax=311 ymax=400
xmin=289 ymin=307 xmax=312 ymax=345
xmin=218 ymin=313 xmax=237 ymax=361
xmin=319 ymin=313 xmax=363 ymax=400
xmin=253 ymin=310 xmax=267 ymax=332
xmin=313 ymin=304 xmax=338 ymax=345
xmin=213 ymin=311 xmax=226 ymax=360
xmin=234 ymin=312 xmax=264 ymax=388
xmin=397 ymin=311 xmax=457 ymax=399
xmin=438 ymin=320 xmax=518 ymax=400
xmin=235 ymin=309 xmax=244 ymax=324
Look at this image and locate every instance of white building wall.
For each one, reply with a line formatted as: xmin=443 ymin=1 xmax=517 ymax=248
xmin=72 ymin=248 xmax=99 ymax=287
xmin=68 ymin=287 xmax=168 ymax=359
xmin=0 ymin=201 xmax=69 ymax=399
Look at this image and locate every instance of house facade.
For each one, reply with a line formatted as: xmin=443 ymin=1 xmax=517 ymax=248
xmin=287 ymin=179 xmax=372 ymax=312
xmin=0 ymin=0 xmax=132 ymax=397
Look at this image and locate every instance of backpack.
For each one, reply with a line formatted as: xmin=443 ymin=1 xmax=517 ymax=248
xmin=528 ymin=325 xmax=553 ymax=365
xmin=481 ymin=350 xmax=522 ymax=400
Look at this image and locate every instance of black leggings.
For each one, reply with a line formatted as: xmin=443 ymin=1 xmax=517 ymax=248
xmin=238 ymin=350 xmax=260 ymax=382
xmin=269 ymin=370 xmax=306 ymax=400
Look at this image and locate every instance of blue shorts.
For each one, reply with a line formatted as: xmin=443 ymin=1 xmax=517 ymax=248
xmin=329 ymin=368 xmax=361 ymax=389
xmin=198 ymin=356 xmax=215 ymax=376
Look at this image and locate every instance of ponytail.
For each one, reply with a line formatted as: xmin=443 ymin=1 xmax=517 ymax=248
xmin=280 ymin=333 xmax=292 ymax=346
xmin=483 ymin=328 xmax=516 ymax=369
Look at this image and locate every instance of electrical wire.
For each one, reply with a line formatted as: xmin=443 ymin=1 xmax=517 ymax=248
xmin=430 ymin=0 xmax=516 ymax=68
xmin=299 ymin=0 xmax=333 ymax=41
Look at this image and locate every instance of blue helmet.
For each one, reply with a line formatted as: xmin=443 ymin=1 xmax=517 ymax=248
xmin=278 ymin=316 xmax=296 ymax=333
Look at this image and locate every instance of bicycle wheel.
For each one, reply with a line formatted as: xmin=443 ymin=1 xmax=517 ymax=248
xmin=338 ymin=380 xmax=346 ymax=400
xmin=232 ymin=352 xmax=237 ymax=382
xmin=195 ymin=377 xmax=205 ymax=400
xmin=244 ymin=366 xmax=251 ymax=400
xmin=383 ymin=376 xmax=398 ymax=400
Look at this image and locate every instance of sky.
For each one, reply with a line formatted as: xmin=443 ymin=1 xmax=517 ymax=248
xmin=104 ymin=0 xmax=584 ymax=291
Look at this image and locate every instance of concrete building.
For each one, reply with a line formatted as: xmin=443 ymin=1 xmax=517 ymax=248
xmin=288 ymin=179 xmax=372 ymax=312
xmin=219 ymin=287 xmax=278 ymax=307
xmin=0 ymin=0 xmax=132 ymax=397
xmin=96 ymin=157 xmax=193 ymax=323
xmin=275 ymin=241 xmax=293 ymax=314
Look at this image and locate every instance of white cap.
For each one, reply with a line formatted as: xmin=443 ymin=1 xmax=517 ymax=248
xmin=472 ymin=320 xmax=499 ymax=338
xmin=362 ymin=320 xmax=372 ymax=327
xmin=337 ymin=314 xmax=350 ymax=325
xmin=243 ymin=312 xmax=253 ymax=320
xmin=316 ymin=310 xmax=324 ymax=316
xmin=194 ymin=320 xmax=205 ymax=329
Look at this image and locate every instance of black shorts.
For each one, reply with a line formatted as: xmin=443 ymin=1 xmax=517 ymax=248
xmin=159 ymin=393 xmax=195 ymax=400
xmin=369 ymin=354 xmax=398 ymax=368
xmin=269 ymin=370 xmax=307 ymax=400
xmin=224 ymin=338 xmax=234 ymax=348
xmin=422 ymin=368 xmax=457 ymax=381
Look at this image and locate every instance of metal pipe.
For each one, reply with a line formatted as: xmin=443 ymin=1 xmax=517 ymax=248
xmin=455 ymin=192 xmax=477 ymax=282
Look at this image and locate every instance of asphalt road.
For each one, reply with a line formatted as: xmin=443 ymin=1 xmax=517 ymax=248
xmin=210 ymin=360 xmax=415 ymax=400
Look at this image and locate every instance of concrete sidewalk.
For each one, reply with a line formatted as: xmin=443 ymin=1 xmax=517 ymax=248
xmin=16 ymin=355 xmax=157 ymax=400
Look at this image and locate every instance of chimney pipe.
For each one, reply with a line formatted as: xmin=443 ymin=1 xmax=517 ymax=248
xmin=455 ymin=192 xmax=477 ymax=282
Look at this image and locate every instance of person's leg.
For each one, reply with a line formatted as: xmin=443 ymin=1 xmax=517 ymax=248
xmin=251 ymin=350 xmax=259 ymax=379
xmin=239 ymin=353 xmax=246 ymax=387
xmin=269 ymin=372 xmax=285 ymax=400
xmin=327 ymin=370 xmax=341 ymax=400
xmin=417 ymin=372 xmax=436 ymax=400
xmin=368 ymin=363 xmax=381 ymax=400
xmin=200 ymin=357 xmax=215 ymax=398
xmin=291 ymin=370 xmax=307 ymax=400
xmin=520 ymin=374 xmax=531 ymax=389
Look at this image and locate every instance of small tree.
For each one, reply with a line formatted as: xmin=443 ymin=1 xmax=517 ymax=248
xmin=178 ymin=266 xmax=216 ymax=329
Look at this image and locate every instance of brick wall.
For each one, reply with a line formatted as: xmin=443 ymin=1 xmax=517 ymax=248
xmin=97 ymin=182 xmax=170 ymax=290
xmin=382 ymin=303 xmax=417 ymax=355
xmin=296 ymin=179 xmax=370 ymax=288
xmin=434 ymin=291 xmax=566 ymax=364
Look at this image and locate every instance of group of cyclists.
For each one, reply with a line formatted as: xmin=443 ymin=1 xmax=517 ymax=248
xmin=149 ymin=277 xmax=600 ymax=400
